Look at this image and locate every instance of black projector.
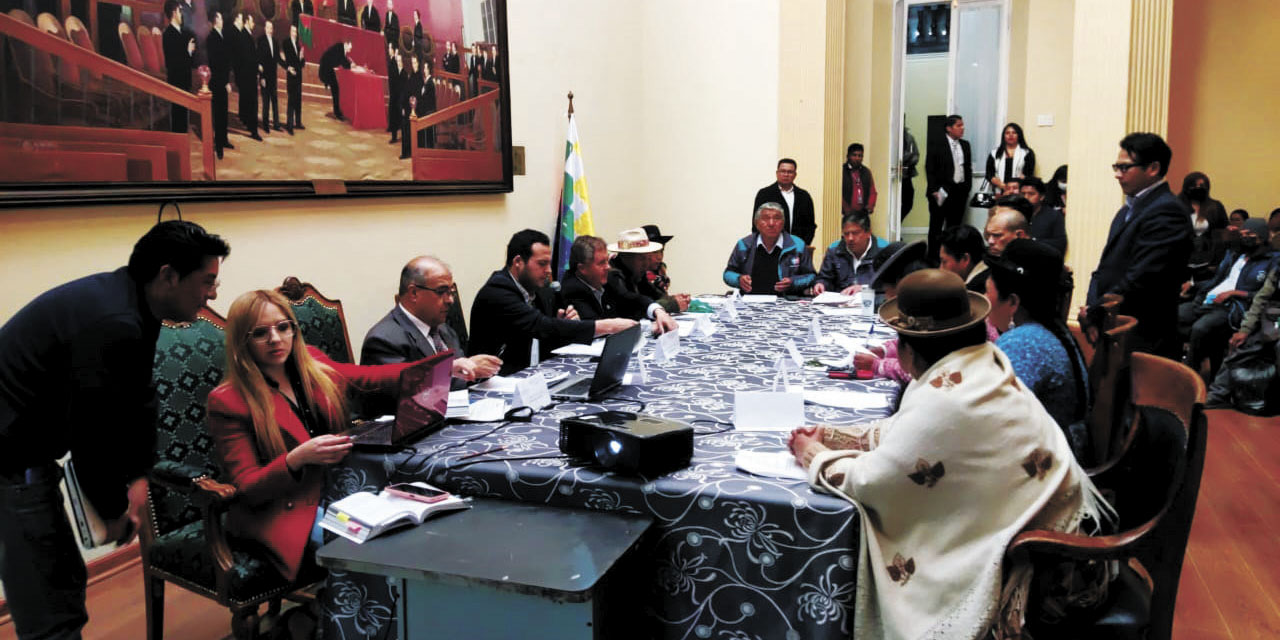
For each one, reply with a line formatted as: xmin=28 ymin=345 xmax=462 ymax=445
xmin=558 ymin=411 xmax=694 ymax=475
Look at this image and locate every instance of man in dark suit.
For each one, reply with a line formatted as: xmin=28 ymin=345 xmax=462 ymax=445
xmin=382 ymin=0 xmax=400 ymax=49
xmin=281 ymin=22 xmax=304 ymax=132
xmin=0 ymin=221 xmax=228 ymax=640
xmin=925 ymin=114 xmax=973 ymax=263
xmin=412 ymin=11 xmax=424 ymax=58
xmin=752 ymin=158 xmax=816 ymax=246
xmin=386 ymin=44 xmax=402 ymax=143
xmin=162 ymin=0 xmax=196 ymax=134
xmin=469 ymin=229 xmax=638 ymax=375
xmin=206 ymin=11 xmax=233 ymax=158
xmin=336 ymin=0 xmax=356 ymax=26
xmin=257 ymin=19 xmax=280 ymax=133
xmin=361 ymin=257 xmax=502 ymax=392
xmin=559 ymin=235 xmax=678 ymax=331
xmin=358 ymin=0 xmax=379 ymax=32
xmin=233 ymin=13 xmax=261 ymax=140
xmin=318 ymin=40 xmax=353 ymax=120
xmin=1082 ymin=132 xmax=1193 ymax=359
xmin=289 ymin=0 xmax=314 ymax=24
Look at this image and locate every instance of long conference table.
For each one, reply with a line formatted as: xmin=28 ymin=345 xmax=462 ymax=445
xmin=319 ymin=298 xmax=899 ymax=640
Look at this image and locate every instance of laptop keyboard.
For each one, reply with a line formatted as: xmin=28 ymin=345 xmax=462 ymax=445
xmin=556 ymin=378 xmax=594 ymax=398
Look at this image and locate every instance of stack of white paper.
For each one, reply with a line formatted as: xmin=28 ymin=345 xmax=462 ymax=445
xmin=735 ymin=450 xmax=808 ymax=480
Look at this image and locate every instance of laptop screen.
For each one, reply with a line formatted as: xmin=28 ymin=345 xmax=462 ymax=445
xmin=392 ymin=350 xmax=456 ymax=444
xmin=589 ymin=324 xmax=641 ymax=396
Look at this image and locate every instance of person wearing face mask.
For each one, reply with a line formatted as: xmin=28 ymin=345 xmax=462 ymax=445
xmin=1043 ymin=164 xmax=1068 ymax=210
xmin=1177 ymin=218 xmax=1276 ymax=378
xmin=1178 ymin=171 xmax=1229 ymax=283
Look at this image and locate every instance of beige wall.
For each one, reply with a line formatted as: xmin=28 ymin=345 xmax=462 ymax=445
xmin=1 ymin=1 xmax=781 ymax=343
xmin=1008 ymin=0 xmax=1073 ymax=178
xmin=902 ymin=54 xmax=948 ymax=231
xmin=1168 ymin=0 xmax=1280 ymax=216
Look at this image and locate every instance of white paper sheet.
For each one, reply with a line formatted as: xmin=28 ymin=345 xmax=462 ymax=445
xmin=811 ymin=291 xmax=857 ymax=305
xmin=803 ymin=389 xmax=891 ymax=410
xmin=741 ymin=294 xmax=779 ymax=303
xmin=735 ymin=450 xmax=808 ymax=481
xmin=471 ymin=371 xmax=567 ymax=393
xmin=733 ymin=391 xmax=805 ymax=431
xmin=466 ymin=398 xmax=507 ymax=421
xmin=817 ymin=307 xmax=865 ymax=317
xmin=551 ymin=340 xmax=605 ymax=357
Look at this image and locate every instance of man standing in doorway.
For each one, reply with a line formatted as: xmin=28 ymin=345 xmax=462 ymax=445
xmin=752 ymin=158 xmax=816 ymax=246
xmin=841 ymin=143 xmax=877 ymax=217
xmin=925 ymin=114 xmax=972 ymax=263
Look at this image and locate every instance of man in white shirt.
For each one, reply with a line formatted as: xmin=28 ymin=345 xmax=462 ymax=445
xmin=752 ymin=158 xmax=817 ymax=246
xmin=361 ymin=256 xmax=502 ymax=389
xmin=925 ymin=115 xmax=973 ymax=263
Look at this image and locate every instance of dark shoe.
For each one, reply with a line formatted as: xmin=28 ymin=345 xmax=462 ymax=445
xmin=274 ymin=124 xmax=283 ymax=131
xmin=223 ymin=141 xmax=236 ymax=150
xmin=296 ymin=124 xmax=306 ymax=130
xmin=249 ymin=133 xmax=263 ymax=141
xmin=216 ymin=148 xmax=223 ymax=159
xmin=389 ymin=136 xmax=398 ymax=143
xmin=399 ymin=153 xmax=410 ymax=159
xmin=262 ymin=126 xmax=270 ymax=135
xmin=287 ymin=127 xmax=294 ymax=135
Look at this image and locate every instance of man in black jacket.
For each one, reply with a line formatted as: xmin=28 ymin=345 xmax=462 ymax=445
xmin=469 ymin=230 xmax=638 ymax=375
xmin=281 ymin=22 xmax=305 ymax=132
xmin=1082 ymin=132 xmax=1193 ymax=358
xmin=336 ymin=0 xmax=356 ymax=26
xmin=162 ymin=0 xmax=196 ymax=134
xmin=359 ymin=0 xmax=379 ymax=32
xmin=1018 ymin=177 xmax=1067 ymax=255
xmin=382 ymin=0 xmax=400 ymax=49
xmin=559 ymin=235 xmax=678 ymax=332
xmin=0 ymin=221 xmax=228 ymax=639
xmin=257 ymin=19 xmax=280 ymax=133
xmin=206 ymin=10 xmax=233 ymax=157
xmin=752 ymin=158 xmax=816 ymax=246
xmin=362 ymin=256 xmax=501 ymax=394
xmin=319 ymin=40 xmax=354 ymax=121
xmin=233 ymin=13 xmax=261 ymax=140
xmin=925 ymin=114 xmax=972 ymax=263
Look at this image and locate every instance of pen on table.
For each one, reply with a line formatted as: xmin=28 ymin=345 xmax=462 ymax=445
xmin=460 ymin=446 xmax=505 ymax=460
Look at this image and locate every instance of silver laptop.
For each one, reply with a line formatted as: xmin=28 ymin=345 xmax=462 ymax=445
xmin=548 ymin=325 xmax=642 ymax=401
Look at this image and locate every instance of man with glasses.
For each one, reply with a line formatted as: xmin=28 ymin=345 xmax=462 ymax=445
xmin=0 ymin=221 xmax=229 ymax=639
xmin=361 ymin=256 xmax=502 ymax=390
xmin=752 ymin=158 xmax=817 ymax=246
xmin=1081 ymin=132 xmax=1193 ymax=359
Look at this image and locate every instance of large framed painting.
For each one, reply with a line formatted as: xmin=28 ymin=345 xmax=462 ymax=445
xmin=0 ymin=0 xmax=511 ymax=206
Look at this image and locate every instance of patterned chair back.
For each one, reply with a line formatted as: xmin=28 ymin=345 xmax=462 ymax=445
xmin=149 ymin=307 xmax=228 ymax=537
xmin=277 ymin=276 xmax=354 ymax=363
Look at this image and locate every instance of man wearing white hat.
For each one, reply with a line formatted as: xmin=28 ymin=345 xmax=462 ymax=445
xmin=560 ymin=231 xmax=679 ymax=334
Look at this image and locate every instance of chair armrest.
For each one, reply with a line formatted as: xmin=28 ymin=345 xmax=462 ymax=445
xmin=1007 ymin=518 xmax=1158 ymax=563
xmin=149 ymin=461 xmax=238 ymax=506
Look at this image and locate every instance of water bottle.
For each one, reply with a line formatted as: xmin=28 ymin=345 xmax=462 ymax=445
xmin=860 ymin=289 xmax=875 ymax=315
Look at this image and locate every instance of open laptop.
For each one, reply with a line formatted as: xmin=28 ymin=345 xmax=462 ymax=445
xmin=341 ymin=350 xmax=456 ymax=449
xmin=548 ymin=325 xmax=641 ymax=401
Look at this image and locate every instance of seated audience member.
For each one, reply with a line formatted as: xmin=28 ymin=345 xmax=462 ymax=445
xmin=1177 ymin=218 xmax=1276 ymax=377
xmin=208 ymin=290 xmax=417 ymax=583
xmin=1044 ymin=164 xmax=1068 ymax=210
xmin=1000 ymin=177 xmax=1022 ymax=196
xmin=1179 ymin=172 xmax=1229 ymax=283
xmin=985 ymin=240 xmax=1091 ymax=459
xmin=724 ymin=203 xmax=816 ymax=296
xmin=852 ymin=240 xmax=929 ymax=384
xmin=813 ymin=211 xmax=888 ymax=295
xmin=789 ymin=269 xmax=1110 ymax=640
xmin=970 ymin=195 xmax=1032 ymax=294
xmin=1228 ymin=208 xmax=1249 ymax=229
xmin=559 ymin=234 xmax=678 ymax=333
xmin=936 ymin=224 xmax=987 ymax=293
xmin=1268 ymin=207 xmax=1280 ymax=251
xmin=360 ymin=256 xmax=502 ymax=390
xmin=1208 ymin=260 xmax=1280 ymax=411
xmin=469 ymin=229 xmax=637 ymax=375
xmin=637 ymin=224 xmax=691 ymax=313
xmin=1019 ymin=177 xmax=1068 ymax=255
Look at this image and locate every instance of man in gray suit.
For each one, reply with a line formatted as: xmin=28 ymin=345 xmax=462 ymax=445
xmin=361 ymin=256 xmax=502 ymax=390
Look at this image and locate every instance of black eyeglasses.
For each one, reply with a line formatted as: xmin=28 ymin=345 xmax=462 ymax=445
xmin=1111 ymin=161 xmax=1150 ymax=174
xmin=246 ymin=320 xmax=296 ymax=342
xmin=411 ymin=283 xmax=454 ymax=297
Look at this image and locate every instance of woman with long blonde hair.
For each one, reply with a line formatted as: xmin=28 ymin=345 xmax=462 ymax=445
xmin=207 ymin=290 xmax=412 ymax=582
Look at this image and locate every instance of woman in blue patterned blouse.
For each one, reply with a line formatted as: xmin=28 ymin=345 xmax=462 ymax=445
xmin=984 ymin=239 xmax=1091 ymax=461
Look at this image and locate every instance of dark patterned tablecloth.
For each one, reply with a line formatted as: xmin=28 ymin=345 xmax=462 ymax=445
xmin=320 ymin=299 xmax=899 ymax=640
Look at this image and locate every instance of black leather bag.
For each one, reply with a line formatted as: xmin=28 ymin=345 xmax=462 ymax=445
xmin=969 ymin=179 xmax=996 ymax=208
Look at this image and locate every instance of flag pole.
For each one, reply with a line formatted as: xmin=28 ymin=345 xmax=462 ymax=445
xmin=567 ymin=91 xmax=574 ymax=120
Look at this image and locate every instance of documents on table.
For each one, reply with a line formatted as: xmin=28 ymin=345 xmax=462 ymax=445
xmin=472 ymin=371 xmax=567 ymax=394
xmin=741 ymin=294 xmax=779 ymax=303
xmin=735 ymin=450 xmax=808 ymax=481
xmin=551 ymin=340 xmax=605 ymax=357
xmin=817 ymin=306 xmax=864 ymax=317
xmin=804 ymin=389 xmax=891 ymax=410
xmin=512 ymin=374 xmax=552 ymax=409
xmin=733 ymin=391 xmax=805 ymax=431
xmin=811 ymin=291 xmax=857 ymax=305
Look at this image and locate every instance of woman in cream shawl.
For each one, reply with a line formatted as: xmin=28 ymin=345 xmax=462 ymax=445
xmin=791 ymin=269 xmax=1110 ymax=639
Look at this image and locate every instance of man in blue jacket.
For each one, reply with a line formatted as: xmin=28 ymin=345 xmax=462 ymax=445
xmin=813 ymin=211 xmax=888 ymax=295
xmin=724 ymin=203 xmax=816 ymax=295
xmin=1177 ymin=218 xmax=1275 ymax=377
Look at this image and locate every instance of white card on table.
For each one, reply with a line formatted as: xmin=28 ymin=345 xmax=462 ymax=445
xmin=633 ymin=348 xmax=649 ymax=384
xmin=654 ymin=328 xmax=680 ymax=363
xmin=784 ymin=338 xmax=805 ymax=369
xmin=733 ymin=391 xmax=805 ymax=431
xmin=693 ymin=313 xmax=717 ymax=337
xmin=809 ymin=316 xmax=824 ymax=344
xmin=512 ymin=374 xmax=552 ymax=409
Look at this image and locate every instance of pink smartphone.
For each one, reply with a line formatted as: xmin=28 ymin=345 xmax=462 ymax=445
xmin=385 ymin=483 xmax=451 ymax=503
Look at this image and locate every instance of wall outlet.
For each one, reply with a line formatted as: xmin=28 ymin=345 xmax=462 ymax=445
xmin=1036 ymin=114 xmax=1055 ymax=127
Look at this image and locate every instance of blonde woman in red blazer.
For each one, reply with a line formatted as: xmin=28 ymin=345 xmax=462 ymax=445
xmin=207 ymin=290 xmax=412 ymax=581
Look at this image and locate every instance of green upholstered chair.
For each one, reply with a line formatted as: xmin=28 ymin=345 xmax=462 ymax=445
xmin=140 ymin=307 xmax=317 ymax=640
xmin=277 ymin=276 xmax=355 ymax=363
xmin=446 ymin=282 xmax=469 ymax=352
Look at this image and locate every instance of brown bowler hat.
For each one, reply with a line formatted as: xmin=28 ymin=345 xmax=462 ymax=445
xmin=878 ymin=269 xmax=990 ymax=338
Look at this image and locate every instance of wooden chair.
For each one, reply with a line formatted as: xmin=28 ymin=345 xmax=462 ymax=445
xmin=277 ymin=276 xmax=355 ymax=363
xmin=446 ymin=282 xmax=469 ymax=352
xmin=141 ymin=307 xmax=318 ymax=640
xmin=63 ymin=15 xmax=101 ymax=82
xmin=119 ymin=22 xmax=144 ymax=71
xmin=151 ymin=26 xmax=166 ymax=69
xmin=1007 ymin=352 xmax=1207 ymax=640
xmin=1086 ymin=314 xmax=1138 ymax=467
xmin=137 ymin=27 xmax=164 ymax=76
